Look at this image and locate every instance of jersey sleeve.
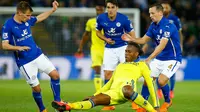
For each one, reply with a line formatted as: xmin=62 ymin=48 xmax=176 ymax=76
xmin=141 ymin=62 xmax=160 ymax=107
xmin=1 ymin=23 xmax=12 ymax=41
xmin=93 ymin=71 xmax=115 ymax=96
xmin=96 ymin=16 xmax=102 ymax=31
xmin=124 ymin=16 xmax=134 ymax=33
xmin=174 ymin=17 xmax=182 ymax=31
xmin=145 ymin=23 xmax=153 ymax=38
xmin=28 ymin=16 xmax=37 ymax=26
xmin=85 ymin=19 xmax=91 ymax=32
xmin=161 ymin=24 xmax=173 ymax=39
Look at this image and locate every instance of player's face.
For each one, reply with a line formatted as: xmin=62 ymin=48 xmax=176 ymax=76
xmin=19 ymin=10 xmax=32 ymax=22
xmin=162 ymin=3 xmax=171 ymax=16
xmin=96 ymin=6 xmax=105 ymax=16
xmin=149 ymin=7 xmax=163 ymax=23
xmin=125 ymin=45 xmax=139 ymax=62
xmin=106 ymin=3 xmax=118 ymax=18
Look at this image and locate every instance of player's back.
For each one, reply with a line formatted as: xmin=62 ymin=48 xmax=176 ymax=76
xmin=86 ymin=17 xmax=104 ymax=50
xmin=110 ymin=61 xmax=145 ymax=89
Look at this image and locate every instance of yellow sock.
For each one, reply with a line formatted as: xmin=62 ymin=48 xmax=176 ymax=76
xmin=68 ymin=100 xmax=93 ymax=110
xmin=94 ymin=74 xmax=102 ymax=91
xmin=132 ymin=93 xmax=155 ymax=112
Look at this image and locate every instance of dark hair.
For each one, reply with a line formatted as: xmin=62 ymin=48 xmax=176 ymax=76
xmin=128 ymin=42 xmax=143 ymax=56
xmin=17 ymin=1 xmax=33 ymax=13
xmin=149 ymin=3 xmax=163 ymax=12
xmin=105 ymin=0 xmax=118 ymax=7
xmin=95 ymin=1 xmax=105 ymax=7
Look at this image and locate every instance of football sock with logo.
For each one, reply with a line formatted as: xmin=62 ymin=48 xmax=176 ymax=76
xmin=130 ymin=92 xmax=154 ymax=111
xmin=170 ymin=74 xmax=175 ymax=91
xmin=51 ymin=78 xmax=61 ymax=101
xmin=161 ymin=84 xmax=170 ymax=103
xmin=141 ymin=84 xmax=150 ymax=100
xmin=94 ymin=74 xmax=102 ymax=91
xmin=68 ymin=99 xmax=94 ymax=109
xmin=104 ymin=79 xmax=109 ymax=84
xmin=32 ymin=92 xmax=45 ymax=111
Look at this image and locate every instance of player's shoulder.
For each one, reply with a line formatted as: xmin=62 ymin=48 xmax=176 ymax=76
xmin=3 ymin=18 xmax=13 ymax=29
xmin=97 ymin=13 xmax=106 ymax=19
xmin=87 ymin=17 xmax=96 ymax=23
xmin=117 ymin=12 xmax=129 ymax=19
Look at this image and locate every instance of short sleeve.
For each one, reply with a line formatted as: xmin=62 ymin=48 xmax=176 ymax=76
xmin=1 ymin=23 xmax=11 ymax=41
xmin=96 ymin=16 xmax=102 ymax=31
xmin=28 ymin=16 xmax=37 ymax=26
xmin=161 ymin=25 xmax=173 ymax=39
xmin=85 ymin=19 xmax=91 ymax=32
xmin=124 ymin=16 xmax=134 ymax=33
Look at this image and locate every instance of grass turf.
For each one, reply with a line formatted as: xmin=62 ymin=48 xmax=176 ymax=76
xmin=0 ymin=80 xmax=200 ymax=112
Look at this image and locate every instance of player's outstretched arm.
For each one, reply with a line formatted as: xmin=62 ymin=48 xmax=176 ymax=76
xmin=36 ymin=0 xmax=59 ymax=23
xmin=145 ymin=38 xmax=168 ymax=64
xmin=122 ymin=34 xmax=150 ymax=44
xmin=141 ymin=62 xmax=160 ymax=108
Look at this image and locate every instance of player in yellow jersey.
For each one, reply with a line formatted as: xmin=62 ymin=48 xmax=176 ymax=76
xmin=52 ymin=42 xmax=160 ymax=112
xmin=76 ymin=3 xmax=105 ymax=91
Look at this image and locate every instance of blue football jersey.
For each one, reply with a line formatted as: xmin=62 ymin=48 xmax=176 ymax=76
xmin=1 ymin=15 xmax=42 ymax=67
xmin=167 ymin=13 xmax=182 ymax=31
xmin=146 ymin=17 xmax=182 ymax=62
xmin=96 ymin=12 xmax=134 ymax=48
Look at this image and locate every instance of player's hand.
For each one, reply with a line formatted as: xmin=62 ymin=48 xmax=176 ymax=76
xmin=18 ymin=46 xmax=31 ymax=51
xmin=121 ymin=33 xmax=133 ymax=41
xmin=105 ymin=38 xmax=115 ymax=45
xmin=52 ymin=0 xmax=59 ymax=12
xmin=145 ymin=58 xmax=151 ymax=67
xmin=82 ymin=96 xmax=94 ymax=101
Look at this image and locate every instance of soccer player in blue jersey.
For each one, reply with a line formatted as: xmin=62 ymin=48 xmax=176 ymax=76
xmin=96 ymin=0 xmax=136 ymax=110
xmin=122 ymin=3 xmax=182 ymax=112
xmin=155 ymin=2 xmax=184 ymax=99
xmin=1 ymin=1 xmax=63 ymax=112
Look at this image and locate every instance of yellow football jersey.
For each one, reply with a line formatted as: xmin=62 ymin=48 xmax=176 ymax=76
xmin=94 ymin=61 xmax=159 ymax=107
xmin=85 ymin=18 xmax=104 ymax=51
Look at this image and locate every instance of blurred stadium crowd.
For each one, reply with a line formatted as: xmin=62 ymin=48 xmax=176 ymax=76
xmin=0 ymin=0 xmax=199 ymax=57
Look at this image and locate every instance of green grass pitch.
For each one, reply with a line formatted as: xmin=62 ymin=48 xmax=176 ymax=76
xmin=0 ymin=80 xmax=200 ymax=112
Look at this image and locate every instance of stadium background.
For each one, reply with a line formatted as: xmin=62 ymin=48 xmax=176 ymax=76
xmin=0 ymin=0 xmax=200 ymax=112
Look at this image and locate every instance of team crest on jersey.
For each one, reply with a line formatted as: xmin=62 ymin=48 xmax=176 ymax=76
xmin=25 ymin=22 xmax=29 ymax=26
xmin=116 ymin=22 xmax=121 ymax=27
xmin=3 ymin=33 xmax=8 ymax=39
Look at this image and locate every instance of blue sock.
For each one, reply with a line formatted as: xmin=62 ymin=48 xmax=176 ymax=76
xmin=161 ymin=84 xmax=170 ymax=103
xmin=156 ymin=78 xmax=161 ymax=89
xmin=141 ymin=84 xmax=149 ymax=100
xmin=170 ymin=74 xmax=175 ymax=91
xmin=51 ymin=78 xmax=61 ymax=101
xmin=32 ymin=92 xmax=45 ymax=112
xmin=104 ymin=79 xmax=109 ymax=84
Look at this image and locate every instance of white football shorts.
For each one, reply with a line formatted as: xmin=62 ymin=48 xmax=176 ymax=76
xmin=19 ymin=54 xmax=56 ymax=87
xmin=103 ymin=45 xmax=127 ymax=71
xmin=149 ymin=59 xmax=180 ymax=78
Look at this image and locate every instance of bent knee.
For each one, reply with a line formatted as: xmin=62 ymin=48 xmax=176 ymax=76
xmin=122 ymin=85 xmax=134 ymax=99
